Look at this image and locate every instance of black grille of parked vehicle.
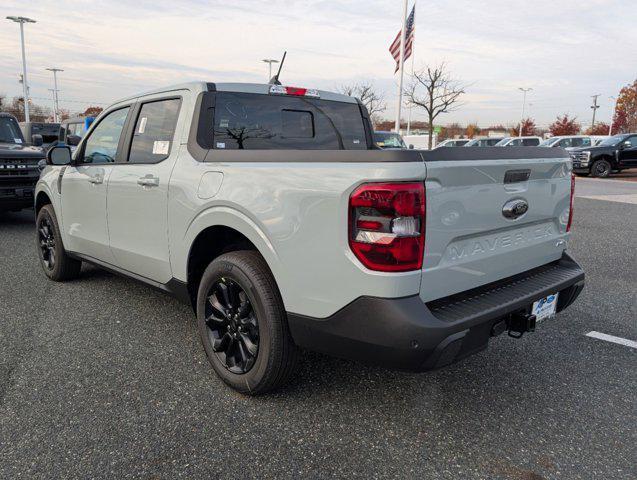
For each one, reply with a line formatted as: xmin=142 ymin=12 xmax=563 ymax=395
xmin=0 ymin=158 xmax=41 ymax=183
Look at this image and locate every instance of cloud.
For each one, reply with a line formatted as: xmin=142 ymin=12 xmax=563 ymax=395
xmin=1 ymin=0 xmax=633 ymax=127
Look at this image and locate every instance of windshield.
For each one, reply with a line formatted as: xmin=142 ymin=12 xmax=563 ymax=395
xmin=374 ymin=132 xmax=406 ymax=148
xmin=539 ymin=138 xmax=559 ymax=147
xmin=494 ymin=137 xmax=511 ymax=146
xmin=464 ymin=138 xmax=479 ymax=146
xmin=0 ymin=117 xmax=25 ymax=144
xmin=597 ymin=134 xmax=625 ymax=147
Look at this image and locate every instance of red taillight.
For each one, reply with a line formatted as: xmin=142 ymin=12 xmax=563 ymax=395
xmin=567 ymin=173 xmax=575 ymax=232
xmin=349 ymin=182 xmax=425 ymax=272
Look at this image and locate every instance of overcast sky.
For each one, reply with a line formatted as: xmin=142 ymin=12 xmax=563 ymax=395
xmin=1 ymin=0 xmax=634 ymax=128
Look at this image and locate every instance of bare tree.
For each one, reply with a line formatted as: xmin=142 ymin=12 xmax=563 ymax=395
xmin=405 ymin=63 xmax=466 ymax=149
xmin=339 ymin=82 xmax=386 ymax=126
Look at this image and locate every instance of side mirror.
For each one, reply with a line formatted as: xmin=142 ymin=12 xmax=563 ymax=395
xmin=37 ymin=159 xmax=47 ymax=172
xmin=409 ymin=144 xmax=414 ymax=149
xmin=67 ymin=134 xmax=81 ymax=146
xmin=47 ymin=145 xmax=73 ymax=166
xmin=32 ymin=134 xmax=43 ymax=147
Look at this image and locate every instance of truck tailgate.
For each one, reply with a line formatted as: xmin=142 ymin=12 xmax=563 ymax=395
xmin=419 ymin=147 xmax=572 ymax=303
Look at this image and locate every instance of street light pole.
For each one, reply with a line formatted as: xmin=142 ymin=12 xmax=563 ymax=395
xmin=608 ymin=96 xmax=617 ymax=136
xmin=46 ymin=68 xmax=64 ymax=123
xmin=261 ymin=59 xmax=279 ymax=82
xmin=590 ymin=94 xmax=601 ymax=131
xmin=518 ymin=87 xmax=532 ymax=137
xmin=6 ymin=16 xmax=36 ymax=123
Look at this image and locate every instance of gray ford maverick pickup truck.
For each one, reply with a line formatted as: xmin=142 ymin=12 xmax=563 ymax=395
xmin=35 ymin=82 xmax=584 ymax=394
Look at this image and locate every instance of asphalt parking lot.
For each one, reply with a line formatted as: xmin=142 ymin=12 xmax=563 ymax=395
xmin=1 ymin=178 xmax=635 ymax=479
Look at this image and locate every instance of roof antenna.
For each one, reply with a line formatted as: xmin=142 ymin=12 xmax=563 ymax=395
xmin=269 ymin=51 xmax=287 ymax=85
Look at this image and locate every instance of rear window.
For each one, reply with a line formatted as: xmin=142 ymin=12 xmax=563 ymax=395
xmin=210 ymin=92 xmax=367 ymax=150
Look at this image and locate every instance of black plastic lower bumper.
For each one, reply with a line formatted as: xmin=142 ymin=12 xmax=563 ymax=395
xmin=0 ymin=186 xmax=35 ymax=211
xmin=287 ymin=253 xmax=585 ymax=371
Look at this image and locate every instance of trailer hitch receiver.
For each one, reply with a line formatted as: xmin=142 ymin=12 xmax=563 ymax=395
xmin=507 ymin=312 xmax=537 ymax=339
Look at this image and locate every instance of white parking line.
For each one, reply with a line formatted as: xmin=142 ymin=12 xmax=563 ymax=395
xmin=586 ymin=331 xmax=637 ymax=349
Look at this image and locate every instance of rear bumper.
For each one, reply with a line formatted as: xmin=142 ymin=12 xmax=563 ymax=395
xmin=288 ymin=253 xmax=585 ymax=371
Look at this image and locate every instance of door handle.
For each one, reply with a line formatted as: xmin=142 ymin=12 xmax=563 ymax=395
xmin=137 ymin=175 xmax=160 ymax=187
xmin=88 ymin=175 xmax=103 ymax=185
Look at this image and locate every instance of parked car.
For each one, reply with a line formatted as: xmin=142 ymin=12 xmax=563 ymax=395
xmin=19 ymin=122 xmax=60 ymax=147
xmin=36 ymin=82 xmax=584 ymax=394
xmin=402 ymin=135 xmax=432 ymax=150
xmin=435 ymin=138 xmax=470 ymax=147
xmin=0 ymin=113 xmax=45 ymax=212
xmin=464 ymin=137 xmax=505 ymax=147
xmin=570 ymin=133 xmax=637 ymax=177
xmin=539 ymin=135 xmax=593 ymax=150
xmin=374 ymin=131 xmax=408 ymax=149
xmin=496 ymin=136 xmax=542 ymax=146
xmin=57 ymin=116 xmax=95 ymax=151
xmin=591 ymin=135 xmax=610 ymax=146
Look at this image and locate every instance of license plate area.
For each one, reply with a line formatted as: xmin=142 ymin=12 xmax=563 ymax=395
xmin=532 ymin=293 xmax=559 ymax=321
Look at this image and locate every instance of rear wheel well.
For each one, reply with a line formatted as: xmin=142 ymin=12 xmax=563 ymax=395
xmin=35 ymin=192 xmax=52 ymax=215
xmin=187 ymin=226 xmax=257 ymax=307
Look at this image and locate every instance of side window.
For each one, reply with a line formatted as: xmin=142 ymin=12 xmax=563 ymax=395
xmin=559 ymin=138 xmax=573 ymax=148
xmin=82 ymin=108 xmax=130 ymax=164
xmin=625 ymin=136 xmax=637 ymax=148
xmin=128 ymin=98 xmax=181 ymax=164
xmin=509 ymin=138 xmax=521 ymax=146
xmin=522 ymin=138 xmax=538 ymax=146
xmin=580 ymin=138 xmax=591 ymax=147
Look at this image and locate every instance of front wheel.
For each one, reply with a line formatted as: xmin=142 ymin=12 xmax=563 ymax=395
xmin=36 ymin=205 xmax=82 ymax=281
xmin=591 ymin=159 xmax=611 ymax=178
xmin=196 ymin=250 xmax=299 ymax=395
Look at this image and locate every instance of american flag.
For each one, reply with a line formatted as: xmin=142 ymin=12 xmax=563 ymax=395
xmin=389 ymin=5 xmax=415 ymax=73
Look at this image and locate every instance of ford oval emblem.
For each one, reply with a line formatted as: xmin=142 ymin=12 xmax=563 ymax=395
xmin=502 ymin=199 xmax=529 ymax=219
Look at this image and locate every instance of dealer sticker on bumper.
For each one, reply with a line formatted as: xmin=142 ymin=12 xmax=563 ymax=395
xmin=532 ymin=293 xmax=559 ymax=321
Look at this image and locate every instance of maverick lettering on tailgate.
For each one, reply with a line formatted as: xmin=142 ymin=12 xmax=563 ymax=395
xmin=447 ymin=224 xmax=554 ymax=261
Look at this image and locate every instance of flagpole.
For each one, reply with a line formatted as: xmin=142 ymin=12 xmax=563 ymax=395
xmin=394 ymin=0 xmax=408 ymax=134
xmin=406 ymin=1 xmax=416 ymax=135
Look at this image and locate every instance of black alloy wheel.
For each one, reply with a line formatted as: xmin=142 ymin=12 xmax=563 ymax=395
xmin=592 ymin=159 xmax=611 ymax=178
xmin=38 ymin=216 xmax=56 ymax=271
xmin=204 ymin=277 xmax=259 ymax=374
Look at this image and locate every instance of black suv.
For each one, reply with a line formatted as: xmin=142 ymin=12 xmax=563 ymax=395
xmin=0 ymin=113 xmax=45 ymax=212
xmin=570 ymin=133 xmax=637 ymax=177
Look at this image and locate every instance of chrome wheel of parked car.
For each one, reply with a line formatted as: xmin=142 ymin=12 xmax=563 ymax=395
xmin=204 ymin=277 xmax=259 ymax=374
xmin=38 ymin=216 xmax=56 ymax=271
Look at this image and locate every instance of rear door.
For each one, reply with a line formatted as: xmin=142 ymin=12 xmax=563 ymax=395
xmin=618 ymin=135 xmax=637 ymax=167
xmin=61 ymin=106 xmax=131 ymax=262
xmin=106 ymin=94 xmax=184 ymax=282
xmin=419 ymin=150 xmax=572 ymax=302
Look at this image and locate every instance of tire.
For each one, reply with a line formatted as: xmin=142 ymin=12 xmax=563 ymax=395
xmin=36 ymin=205 xmax=82 ymax=281
xmin=196 ymin=250 xmax=299 ymax=395
xmin=591 ymin=159 xmax=611 ymax=178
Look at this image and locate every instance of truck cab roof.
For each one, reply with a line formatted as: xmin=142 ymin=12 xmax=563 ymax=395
xmin=114 ymin=82 xmax=357 ymax=105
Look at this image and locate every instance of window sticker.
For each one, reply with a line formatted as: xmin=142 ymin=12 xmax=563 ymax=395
xmin=353 ymin=139 xmax=361 ymax=144
xmin=216 ymin=142 xmax=226 ymax=149
xmin=219 ymin=119 xmax=229 ymax=128
xmin=152 ymin=140 xmax=170 ymax=155
xmin=138 ymin=117 xmax=148 ymax=134
xmin=15 ymin=138 xmax=22 ymax=144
